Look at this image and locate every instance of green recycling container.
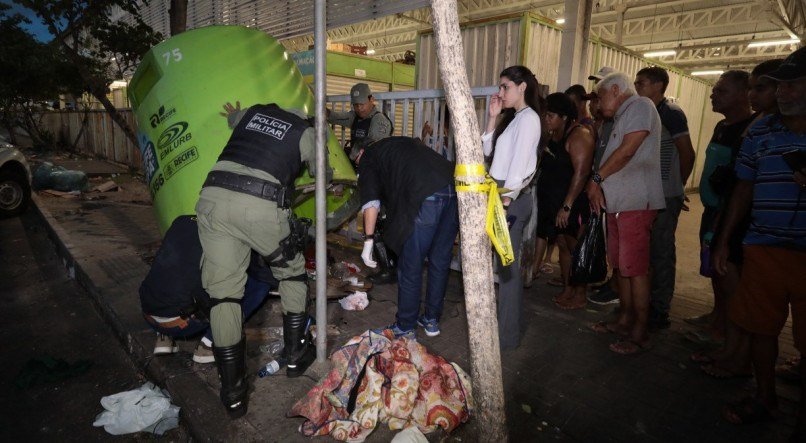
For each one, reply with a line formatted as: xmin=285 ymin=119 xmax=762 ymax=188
xmin=128 ymin=25 xmax=358 ymax=234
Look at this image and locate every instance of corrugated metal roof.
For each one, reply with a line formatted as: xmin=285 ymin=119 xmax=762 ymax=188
xmin=146 ymin=0 xmax=431 ymax=40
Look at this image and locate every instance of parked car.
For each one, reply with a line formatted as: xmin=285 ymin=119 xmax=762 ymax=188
xmin=0 ymin=135 xmax=32 ymax=217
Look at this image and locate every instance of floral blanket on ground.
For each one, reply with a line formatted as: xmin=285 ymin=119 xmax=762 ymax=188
xmin=289 ymin=329 xmax=474 ymax=441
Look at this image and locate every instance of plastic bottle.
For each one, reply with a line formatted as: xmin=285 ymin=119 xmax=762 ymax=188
xmin=258 ymin=357 xmax=287 ymax=377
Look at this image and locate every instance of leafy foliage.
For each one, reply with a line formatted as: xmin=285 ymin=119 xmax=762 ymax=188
xmin=9 ymin=0 xmax=163 ymax=146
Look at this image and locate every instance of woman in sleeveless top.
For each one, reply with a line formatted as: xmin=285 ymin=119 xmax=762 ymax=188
xmin=537 ymin=93 xmax=595 ymax=310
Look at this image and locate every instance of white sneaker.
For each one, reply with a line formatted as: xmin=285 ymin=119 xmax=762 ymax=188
xmin=153 ymin=333 xmax=178 ymax=355
xmin=192 ymin=338 xmax=215 ymax=364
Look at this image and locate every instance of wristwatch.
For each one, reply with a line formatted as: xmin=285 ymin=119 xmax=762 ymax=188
xmin=562 ymin=204 xmax=571 ymax=212
xmin=591 ymin=173 xmax=604 ymax=185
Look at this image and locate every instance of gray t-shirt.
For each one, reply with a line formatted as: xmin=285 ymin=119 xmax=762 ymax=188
xmin=600 ymin=95 xmax=665 ymax=213
xmin=656 ymin=98 xmax=690 ymax=197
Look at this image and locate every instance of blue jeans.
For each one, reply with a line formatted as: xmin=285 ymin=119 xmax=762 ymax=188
xmin=396 ymin=186 xmax=460 ymax=330
xmin=145 ymin=276 xmax=272 ymax=343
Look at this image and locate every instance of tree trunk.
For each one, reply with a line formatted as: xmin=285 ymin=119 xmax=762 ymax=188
xmin=169 ymin=0 xmax=188 ymax=36
xmin=430 ymin=0 xmax=508 ymax=441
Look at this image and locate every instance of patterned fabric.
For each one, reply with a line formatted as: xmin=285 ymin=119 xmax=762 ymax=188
xmin=289 ymin=330 xmax=474 ymax=441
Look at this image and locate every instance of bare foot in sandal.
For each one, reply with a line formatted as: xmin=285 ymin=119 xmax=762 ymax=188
xmin=609 ymin=338 xmax=651 ymax=355
xmin=552 ymin=288 xmax=573 ymax=304
xmin=556 ymin=294 xmax=587 ymax=310
xmin=590 ymin=321 xmax=628 ymax=336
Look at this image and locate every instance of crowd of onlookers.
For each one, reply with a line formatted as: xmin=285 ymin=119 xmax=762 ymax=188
xmin=495 ymin=47 xmax=805 ymax=434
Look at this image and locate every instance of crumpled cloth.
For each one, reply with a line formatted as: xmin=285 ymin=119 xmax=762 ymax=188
xmin=93 ymin=382 xmax=180 ymax=435
xmin=289 ymin=329 xmax=474 ymax=442
xmin=339 ymin=291 xmax=369 ymax=311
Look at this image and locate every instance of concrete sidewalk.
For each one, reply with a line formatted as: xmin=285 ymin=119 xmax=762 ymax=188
xmin=30 ymin=162 xmax=799 ymax=442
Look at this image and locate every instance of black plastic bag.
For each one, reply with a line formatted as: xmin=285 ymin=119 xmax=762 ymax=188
xmin=570 ymin=213 xmax=607 ymax=284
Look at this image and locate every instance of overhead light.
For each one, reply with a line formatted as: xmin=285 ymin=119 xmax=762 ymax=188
xmin=691 ymin=70 xmax=724 ymax=76
xmin=644 ymin=50 xmax=676 ymax=57
xmin=556 ymin=18 xmax=565 ymax=24
xmin=366 ymin=49 xmax=376 ymax=55
xmin=747 ymin=38 xmax=800 ymax=48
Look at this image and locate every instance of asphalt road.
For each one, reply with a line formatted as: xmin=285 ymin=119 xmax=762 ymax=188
xmin=0 ymin=211 xmax=187 ymax=441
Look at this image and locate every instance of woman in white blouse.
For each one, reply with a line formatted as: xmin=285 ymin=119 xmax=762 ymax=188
xmin=482 ymin=65 xmax=543 ymax=350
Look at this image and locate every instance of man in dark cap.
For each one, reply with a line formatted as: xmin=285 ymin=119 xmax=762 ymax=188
xmin=328 ymin=83 xmax=397 ymax=284
xmin=327 ymin=82 xmax=393 ymax=162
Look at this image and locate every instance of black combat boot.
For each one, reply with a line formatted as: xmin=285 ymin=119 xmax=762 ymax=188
xmin=369 ymin=239 xmax=397 ymax=285
xmin=283 ymin=312 xmax=315 ymax=378
xmin=212 ymin=338 xmax=249 ymax=419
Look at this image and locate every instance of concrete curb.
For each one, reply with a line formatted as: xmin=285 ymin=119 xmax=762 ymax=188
xmin=30 ymin=193 xmax=261 ymax=441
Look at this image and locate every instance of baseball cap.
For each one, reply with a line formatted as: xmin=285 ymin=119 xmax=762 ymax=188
xmin=588 ymin=66 xmax=615 ymax=81
xmin=350 ymin=83 xmax=372 ymax=104
xmin=763 ymin=46 xmax=805 ymax=81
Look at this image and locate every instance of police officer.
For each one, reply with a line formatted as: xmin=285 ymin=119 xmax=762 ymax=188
xmin=327 ymin=82 xmax=393 ymax=162
xmin=328 ymin=83 xmax=397 ymax=284
xmin=196 ymin=101 xmax=325 ymax=418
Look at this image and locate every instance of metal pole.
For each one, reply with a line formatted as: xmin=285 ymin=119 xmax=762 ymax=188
xmin=314 ymin=0 xmax=327 ymax=363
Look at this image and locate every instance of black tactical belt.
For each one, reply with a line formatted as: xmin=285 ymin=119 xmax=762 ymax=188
xmin=203 ymin=170 xmax=290 ymax=208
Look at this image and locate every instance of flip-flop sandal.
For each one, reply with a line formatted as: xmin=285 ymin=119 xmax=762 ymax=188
xmin=547 ymin=277 xmax=564 ymax=287
xmin=690 ymin=351 xmax=715 ymax=364
xmin=609 ymin=339 xmax=651 ymax=355
xmin=701 ymin=363 xmax=753 ymax=379
xmin=539 ymin=263 xmax=554 ymax=274
xmin=552 ymin=291 xmax=572 ymax=303
xmin=590 ymin=321 xmax=619 ymax=334
xmin=555 ymin=298 xmax=587 ymax=310
xmin=723 ymin=397 xmax=774 ymax=424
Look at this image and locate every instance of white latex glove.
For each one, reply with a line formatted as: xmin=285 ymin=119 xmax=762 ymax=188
xmin=361 ymin=239 xmax=377 ymax=268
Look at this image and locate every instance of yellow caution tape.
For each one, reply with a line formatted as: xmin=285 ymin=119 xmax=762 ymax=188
xmin=454 ymin=164 xmax=515 ymax=266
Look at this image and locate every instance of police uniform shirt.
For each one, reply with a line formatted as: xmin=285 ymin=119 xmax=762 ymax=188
xmin=217 ymin=106 xmax=319 ymax=185
xmin=328 ymin=107 xmax=393 ymax=149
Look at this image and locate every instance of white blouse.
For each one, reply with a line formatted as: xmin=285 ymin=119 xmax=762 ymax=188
xmin=481 ymin=106 xmax=541 ymax=198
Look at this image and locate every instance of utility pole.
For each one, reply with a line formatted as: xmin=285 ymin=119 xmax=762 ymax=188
xmin=430 ymin=0 xmax=508 ymax=441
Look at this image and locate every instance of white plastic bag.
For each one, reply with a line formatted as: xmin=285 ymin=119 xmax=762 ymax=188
xmin=391 ymin=426 xmax=429 ymax=443
xmin=338 ymin=291 xmax=369 ymax=311
xmin=92 ymin=382 xmax=180 ymax=435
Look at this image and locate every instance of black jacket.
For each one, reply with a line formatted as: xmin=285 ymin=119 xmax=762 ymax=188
xmin=139 ymin=215 xmax=278 ymax=317
xmin=358 ymin=137 xmax=454 ymax=254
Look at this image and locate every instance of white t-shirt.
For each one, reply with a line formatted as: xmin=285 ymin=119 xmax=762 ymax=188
xmin=481 ymin=106 xmax=541 ymax=198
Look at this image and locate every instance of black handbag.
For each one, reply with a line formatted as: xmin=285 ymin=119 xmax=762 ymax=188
xmin=570 ymin=213 xmax=608 ymax=284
